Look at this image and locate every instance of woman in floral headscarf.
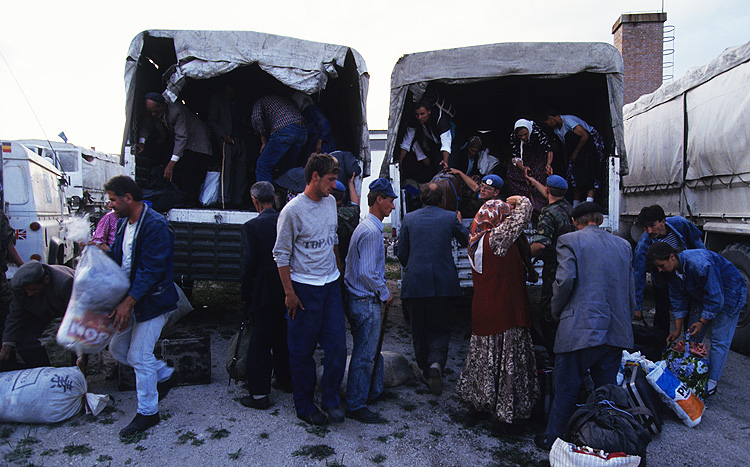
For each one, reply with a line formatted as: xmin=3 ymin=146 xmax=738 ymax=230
xmin=455 ymin=195 xmax=540 ymax=423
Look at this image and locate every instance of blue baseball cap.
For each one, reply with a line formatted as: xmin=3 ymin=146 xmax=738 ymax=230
xmin=546 ymin=175 xmax=568 ymax=190
xmin=481 ymin=174 xmax=504 ymax=190
xmin=368 ymin=178 xmax=398 ymax=199
xmin=333 ymin=180 xmax=346 ymax=192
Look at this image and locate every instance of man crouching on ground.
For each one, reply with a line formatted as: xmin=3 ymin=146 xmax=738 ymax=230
xmin=273 ymin=153 xmax=347 ymax=426
xmin=102 ymin=175 xmax=178 ymax=437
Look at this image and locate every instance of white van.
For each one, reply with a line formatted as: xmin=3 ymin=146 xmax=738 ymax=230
xmin=1 ymin=140 xmax=74 ymax=269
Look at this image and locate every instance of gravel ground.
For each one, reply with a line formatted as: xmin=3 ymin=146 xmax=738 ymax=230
xmin=1 ymin=280 xmax=749 ymax=466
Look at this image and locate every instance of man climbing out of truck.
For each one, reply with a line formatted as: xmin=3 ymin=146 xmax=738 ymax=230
xmin=542 ymin=110 xmax=605 ymax=206
xmin=0 ymin=261 xmax=73 ymax=371
xmin=525 ymin=174 xmax=575 ymax=353
xmin=137 ymin=92 xmax=214 ymax=207
xmin=103 ymin=175 xmax=179 ymax=437
xmin=633 ymin=205 xmax=706 ymax=334
xmin=251 ymin=95 xmax=308 ymax=183
xmin=647 ymin=242 xmax=746 ymax=396
xmin=273 ymin=153 xmax=347 ymax=426
xmin=398 ymin=98 xmax=454 ymax=184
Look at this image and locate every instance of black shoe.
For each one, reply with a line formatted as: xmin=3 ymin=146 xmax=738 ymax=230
xmin=240 ymin=395 xmax=271 ymax=410
xmin=426 ymin=367 xmax=443 ymax=396
xmin=323 ymin=405 xmax=345 ymax=423
xmin=534 ymin=434 xmax=551 ymax=451
xmin=346 ymin=407 xmax=380 ymax=424
xmin=157 ymin=373 xmax=178 ymax=401
xmin=297 ymin=411 xmax=328 ymax=426
xmin=272 ymin=379 xmax=294 ymax=393
xmin=119 ymin=413 xmax=160 ymax=437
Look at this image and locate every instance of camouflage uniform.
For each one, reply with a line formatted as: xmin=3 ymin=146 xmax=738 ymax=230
xmin=337 ymin=203 xmax=360 ymax=266
xmin=530 ymin=199 xmax=574 ymax=351
xmin=0 ymin=212 xmax=16 ymax=341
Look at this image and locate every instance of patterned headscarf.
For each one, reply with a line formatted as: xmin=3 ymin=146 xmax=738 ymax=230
xmin=468 ymin=199 xmax=512 ymax=260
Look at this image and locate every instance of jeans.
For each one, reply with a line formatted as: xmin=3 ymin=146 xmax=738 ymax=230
xmin=545 ymin=345 xmax=622 ymax=445
xmin=691 ymin=310 xmax=741 ymax=382
xmin=110 ymin=313 xmax=173 ymax=416
xmin=256 ymin=124 xmax=307 ymax=182
xmin=287 ymin=280 xmax=347 ymax=417
xmin=404 ymin=297 xmax=451 ymax=373
xmin=345 ymin=294 xmax=384 ymax=411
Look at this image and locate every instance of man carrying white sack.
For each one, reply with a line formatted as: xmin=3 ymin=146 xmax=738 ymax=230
xmin=101 ymin=175 xmax=179 ymax=437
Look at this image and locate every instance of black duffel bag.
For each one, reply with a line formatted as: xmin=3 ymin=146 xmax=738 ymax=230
xmin=565 ymin=384 xmax=652 ymax=462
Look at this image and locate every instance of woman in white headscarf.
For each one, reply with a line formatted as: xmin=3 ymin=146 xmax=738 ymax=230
xmin=506 ymin=119 xmax=553 ymax=215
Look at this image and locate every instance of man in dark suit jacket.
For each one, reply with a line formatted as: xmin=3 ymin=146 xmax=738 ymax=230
xmin=240 ymin=181 xmax=292 ymax=409
xmin=398 ymin=182 xmax=469 ymax=395
xmin=137 ymin=92 xmax=214 ymax=206
xmin=538 ymin=202 xmax=635 ymax=449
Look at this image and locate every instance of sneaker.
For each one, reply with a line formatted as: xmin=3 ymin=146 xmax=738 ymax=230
xmin=297 ymin=411 xmax=328 ymax=426
xmin=426 ymin=367 xmax=443 ymax=396
xmin=345 ymin=407 xmax=380 ymax=424
xmin=323 ymin=405 xmax=345 ymax=423
xmin=119 ymin=413 xmax=160 ymax=437
xmin=240 ymin=395 xmax=271 ymax=410
xmin=157 ymin=373 xmax=178 ymax=401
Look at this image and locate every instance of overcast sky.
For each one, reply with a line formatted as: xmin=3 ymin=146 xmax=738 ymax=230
xmin=1 ymin=0 xmax=748 ymax=154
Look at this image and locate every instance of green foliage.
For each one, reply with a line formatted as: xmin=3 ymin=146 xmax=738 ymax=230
xmin=291 ymin=444 xmax=336 ymax=460
xmin=228 ymin=448 xmax=242 ymax=460
xmin=62 ymin=443 xmax=94 ymax=456
xmin=371 ymin=454 xmax=387 ymax=464
xmin=120 ymin=431 xmax=148 ymax=445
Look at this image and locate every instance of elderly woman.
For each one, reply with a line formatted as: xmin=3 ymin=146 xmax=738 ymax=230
xmin=507 ymin=119 xmax=553 ymax=216
xmin=456 ymin=195 xmax=539 ymax=423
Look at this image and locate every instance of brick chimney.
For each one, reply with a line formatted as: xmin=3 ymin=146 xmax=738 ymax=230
xmin=613 ymin=12 xmax=668 ymax=104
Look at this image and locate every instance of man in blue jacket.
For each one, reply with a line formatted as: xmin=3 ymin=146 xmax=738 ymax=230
xmin=633 ymin=205 xmax=705 ymax=332
xmin=647 ymin=242 xmax=746 ymax=396
xmin=103 ymin=175 xmax=179 ymax=437
xmin=398 ymin=182 xmax=469 ymax=395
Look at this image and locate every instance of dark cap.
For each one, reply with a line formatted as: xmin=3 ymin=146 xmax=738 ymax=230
xmin=546 ymin=175 xmax=568 ymax=190
xmin=571 ymin=201 xmax=603 ymax=219
xmin=368 ymin=178 xmax=398 ymax=199
xmin=144 ymin=92 xmax=166 ymax=104
xmin=481 ymin=174 xmax=504 ymax=190
xmin=11 ymin=261 xmax=46 ymax=289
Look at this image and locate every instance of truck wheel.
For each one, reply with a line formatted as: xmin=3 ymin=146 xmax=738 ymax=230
xmin=720 ymin=244 xmax=750 ymax=355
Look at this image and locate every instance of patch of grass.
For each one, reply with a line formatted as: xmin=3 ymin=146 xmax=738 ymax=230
xmin=385 ymin=269 xmax=401 ymax=281
xmin=392 ymin=431 xmax=406 ymax=439
xmin=228 ymin=447 xmax=242 ymax=460
xmin=226 ymin=417 xmax=237 ymax=422
xmin=177 ymin=431 xmax=197 ymax=445
xmin=135 ymin=445 xmax=147 ymax=452
xmin=371 ymin=453 xmax=387 ymax=464
xmin=160 ymin=412 xmax=173 ymax=421
xmin=270 ymin=409 xmax=280 ymax=416
xmin=326 ymin=454 xmax=347 ymax=466
xmin=125 ymin=458 xmax=132 ymax=465
xmin=428 ymin=399 xmax=439 ymax=407
xmin=97 ymin=417 xmax=116 ymax=425
xmin=3 ymin=446 xmax=33 ymax=463
xmin=490 ymin=446 xmax=539 ymax=467
xmin=207 ymin=427 xmax=230 ymax=440
xmin=41 ymin=449 xmax=58 ymax=456
xmin=98 ymin=454 xmax=113 ymax=462
xmin=429 ymin=430 xmax=443 ymax=437
xmin=191 ymin=439 xmax=205 ymax=446
xmin=400 ymin=403 xmax=417 ymax=412
xmin=297 ymin=422 xmax=330 ymax=438
xmin=120 ymin=431 xmax=148 ymax=445
xmin=375 ymin=435 xmax=389 ymax=443
xmin=259 ymin=432 xmax=270 ymax=439
xmin=291 ymin=444 xmax=336 ymax=460
xmin=0 ymin=426 xmax=15 ymax=439
xmin=101 ymin=405 xmax=123 ymax=415
xmin=18 ymin=435 xmax=41 ymax=447
xmin=62 ymin=443 xmax=94 ymax=456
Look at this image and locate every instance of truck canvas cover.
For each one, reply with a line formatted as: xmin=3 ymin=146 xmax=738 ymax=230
xmin=123 ymin=29 xmax=371 ymax=172
xmin=383 ymin=42 xmax=626 ymax=176
xmin=623 ymin=40 xmax=750 ymax=192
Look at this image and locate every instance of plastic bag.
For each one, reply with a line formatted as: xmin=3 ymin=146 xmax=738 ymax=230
xmin=57 ymin=245 xmax=130 ymax=354
xmin=662 ymin=334 xmax=709 ymax=400
xmin=550 ymin=438 xmax=641 ymax=467
xmin=645 ymin=360 xmax=704 ymax=427
xmin=199 ymin=171 xmax=221 ymax=206
xmin=0 ymin=367 xmax=111 ymax=423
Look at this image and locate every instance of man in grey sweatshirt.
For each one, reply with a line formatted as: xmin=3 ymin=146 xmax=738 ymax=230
xmin=273 ymin=153 xmax=347 ymax=426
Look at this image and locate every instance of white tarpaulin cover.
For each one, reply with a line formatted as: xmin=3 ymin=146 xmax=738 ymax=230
xmin=123 ymin=30 xmax=370 ymax=167
xmin=384 ymin=42 xmax=626 ymax=176
xmin=624 ymin=40 xmax=750 ymax=190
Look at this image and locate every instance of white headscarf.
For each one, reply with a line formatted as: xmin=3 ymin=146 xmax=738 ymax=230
xmin=513 ymin=118 xmax=534 ymax=161
xmin=291 ymin=91 xmax=314 ymax=111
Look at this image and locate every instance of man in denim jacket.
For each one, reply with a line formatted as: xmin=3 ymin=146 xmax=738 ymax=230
xmin=103 ymin=176 xmax=178 ymax=437
xmin=633 ymin=205 xmax=705 ymax=332
xmin=647 ymin=242 xmax=746 ymax=396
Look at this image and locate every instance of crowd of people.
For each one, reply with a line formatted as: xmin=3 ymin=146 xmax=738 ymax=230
xmin=0 ymin=119 xmax=745 ymax=451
